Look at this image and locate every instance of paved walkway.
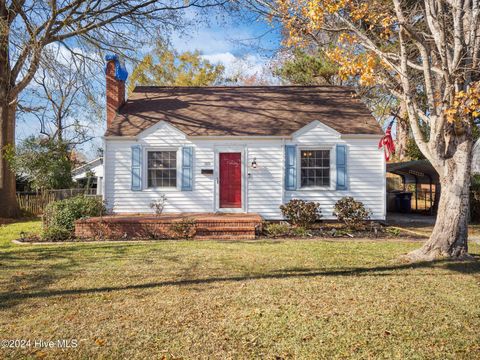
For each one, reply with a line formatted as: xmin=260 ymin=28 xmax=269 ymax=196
xmin=387 ymin=213 xmax=436 ymax=227
xmin=387 ymin=213 xmax=480 ymax=243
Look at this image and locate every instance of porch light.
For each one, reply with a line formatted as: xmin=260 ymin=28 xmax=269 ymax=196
xmin=251 ymin=158 xmax=257 ymax=169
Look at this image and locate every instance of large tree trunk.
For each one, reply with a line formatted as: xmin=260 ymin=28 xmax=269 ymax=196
xmin=395 ymin=101 xmax=410 ymax=161
xmin=407 ymin=140 xmax=472 ymax=260
xmin=0 ymin=100 xmax=19 ymax=218
xmin=0 ymin=16 xmax=19 ymax=218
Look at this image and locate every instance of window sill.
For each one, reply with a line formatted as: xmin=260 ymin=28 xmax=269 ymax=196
xmin=289 ymin=187 xmax=333 ymax=191
xmin=142 ymin=187 xmax=179 ymax=192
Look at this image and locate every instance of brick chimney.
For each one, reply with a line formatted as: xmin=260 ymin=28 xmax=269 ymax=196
xmin=105 ymin=54 xmax=128 ymax=130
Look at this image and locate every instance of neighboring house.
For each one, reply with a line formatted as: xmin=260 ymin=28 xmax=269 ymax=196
xmin=102 ymin=55 xmax=386 ymax=220
xmin=473 ymin=139 xmax=480 ymax=174
xmin=72 ymin=157 xmax=104 ymax=195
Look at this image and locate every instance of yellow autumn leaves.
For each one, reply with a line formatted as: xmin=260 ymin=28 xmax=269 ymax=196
xmin=276 ymin=0 xmax=480 ymax=123
xmin=446 ymin=82 xmax=480 ymax=123
xmin=327 ymin=48 xmax=379 ymax=86
xmin=276 ymin=0 xmax=394 ymax=86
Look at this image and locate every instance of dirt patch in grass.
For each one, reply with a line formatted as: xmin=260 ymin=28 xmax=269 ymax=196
xmin=0 ymin=221 xmax=479 ymax=359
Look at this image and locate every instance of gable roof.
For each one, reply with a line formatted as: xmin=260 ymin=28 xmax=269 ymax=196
xmin=105 ymin=86 xmax=383 ymax=137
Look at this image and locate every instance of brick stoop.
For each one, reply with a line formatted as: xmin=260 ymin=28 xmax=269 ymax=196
xmin=75 ymin=213 xmax=263 ymax=240
xmin=195 ymin=226 xmax=257 ymax=240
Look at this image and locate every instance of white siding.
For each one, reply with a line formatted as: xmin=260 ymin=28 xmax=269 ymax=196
xmin=246 ymin=143 xmax=284 ymax=219
xmin=104 ymin=122 xmax=214 ymax=213
xmin=104 ymin=121 xmax=385 ymax=220
xmin=293 ymin=120 xmax=341 ymax=144
xmin=283 ymin=122 xmax=385 ymax=220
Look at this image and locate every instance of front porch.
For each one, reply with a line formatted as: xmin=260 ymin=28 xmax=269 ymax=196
xmin=75 ymin=213 xmax=263 ymax=240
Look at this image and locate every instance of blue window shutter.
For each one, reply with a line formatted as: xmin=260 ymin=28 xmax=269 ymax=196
xmin=336 ymin=144 xmax=347 ymax=190
xmin=285 ymin=145 xmax=297 ymax=190
xmin=181 ymin=147 xmax=193 ymax=191
xmin=131 ymin=145 xmax=142 ymax=191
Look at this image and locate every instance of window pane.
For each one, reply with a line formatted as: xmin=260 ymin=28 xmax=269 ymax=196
xmin=147 ymin=151 xmax=177 ymax=188
xmin=300 ymin=149 xmax=330 ymax=188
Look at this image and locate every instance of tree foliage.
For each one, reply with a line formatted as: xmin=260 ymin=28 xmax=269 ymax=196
xmin=275 ymin=49 xmax=339 ymax=85
xmin=128 ymin=40 xmax=225 ymax=92
xmin=4 ymin=137 xmax=73 ymax=191
xmin=0 ymin=0 xmax=223 ymax=217
xmin=262 ymin=0 xmax=480 ymax=259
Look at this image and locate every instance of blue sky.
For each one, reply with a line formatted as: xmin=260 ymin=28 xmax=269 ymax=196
xmin=16 ymin=9 xmax=283 ymax=160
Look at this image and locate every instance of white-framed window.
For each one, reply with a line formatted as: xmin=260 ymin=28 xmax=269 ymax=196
xmin=147 ymin=150 xmax=177 ymax=188
xmin=299 ymin=148 xmax=331 ymax=188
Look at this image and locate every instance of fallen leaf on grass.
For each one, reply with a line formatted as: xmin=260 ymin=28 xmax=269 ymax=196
xmin=95 ymin=338 xmax=106 ymax=346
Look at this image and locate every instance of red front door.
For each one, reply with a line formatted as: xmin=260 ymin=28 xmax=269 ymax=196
xmin=219 ymin=152 xmax=242 ymax=208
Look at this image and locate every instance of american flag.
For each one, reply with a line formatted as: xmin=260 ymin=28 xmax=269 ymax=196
xmin=378 ymin=120 xmax=395 ymax=161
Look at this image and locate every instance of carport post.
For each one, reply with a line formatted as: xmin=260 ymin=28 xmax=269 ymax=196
xmin=428 ymin=176 xmax=433 ymax=215
xmin=414 ymin=175 xmax=418 ymax=211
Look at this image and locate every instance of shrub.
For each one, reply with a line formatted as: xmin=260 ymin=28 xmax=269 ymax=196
xmin=150 ymin=194 xmax=167 ymax=215
xmin=385 ymin=227 xmax=401 ymax=236
xmin=42 ymin=226 xmax=72 ymax=242
xmin=43 ymin=196 xmax=106 ymax=238
xmin=265 ymin=222 xmax=290 ymax=238
xmin=169 ymin=217 xmax=196 ymax=239
xmin=291 ymin=226 xmax=310 ymax=237
xmin=333 ymin=197 xmax=371 ymax=230
xmin=280 ymin=199 xmax=321 ymax=228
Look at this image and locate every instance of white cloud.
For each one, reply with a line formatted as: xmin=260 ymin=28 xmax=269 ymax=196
xmin=201 ymin=52 xmax=279 ymax=84
xmin=202 ymin=52 xmax=237 ymax=65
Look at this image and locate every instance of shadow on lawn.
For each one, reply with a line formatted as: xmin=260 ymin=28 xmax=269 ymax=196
xmin=0 ymin=255 xmax=478 ymax=309
xmin=0 ymin=244 xmax=148 ymax=308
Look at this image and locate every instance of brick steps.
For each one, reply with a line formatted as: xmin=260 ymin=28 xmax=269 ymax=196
xmin=195 ymin=221 xmax=260 ymax=240
xmin=196 ymin=228 xmax=256 ymax=240
xmin=195 ymin=234 xmax=256 ymax=240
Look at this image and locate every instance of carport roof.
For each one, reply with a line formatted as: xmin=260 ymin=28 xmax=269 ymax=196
xmin=387 ymin=160 xmax=439 ymax=184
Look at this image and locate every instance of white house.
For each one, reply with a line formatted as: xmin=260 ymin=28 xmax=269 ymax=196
xmin=72 ymin=157 xmax=104 ymax=195
xmin=102 ymin=55 xmax=386 ymax=220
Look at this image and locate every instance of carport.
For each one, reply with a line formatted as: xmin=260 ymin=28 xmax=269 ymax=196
xmin=386 ymin=160 xmax=440 ymax=214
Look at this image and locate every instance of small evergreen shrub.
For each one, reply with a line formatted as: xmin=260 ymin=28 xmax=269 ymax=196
xmin=169 ymin=217 xmax=196 ymax=239
xmin=385 ymin=227 xmax=401 ymax=236
xmin=291 ymin=226 xmax=310 ymax=237
xmin=42 ymin=226 xmax=72 ymax=242
xmin=280 ymin=199 xmax=321 ymax=228
xmin=265 ymin=222 xmax=291 ymax=238
xmin=43 ymin=196 xmax=106 ymax=240
xmin=333 ymin=197 xmax=371 ymax=230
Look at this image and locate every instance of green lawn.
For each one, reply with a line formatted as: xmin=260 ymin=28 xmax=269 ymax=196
xmin=0 ymin=220 xmax=479 ymax=359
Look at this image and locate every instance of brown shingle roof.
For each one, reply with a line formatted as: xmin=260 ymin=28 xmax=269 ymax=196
xmin=105 ymin=86 xmax=383 ymax=137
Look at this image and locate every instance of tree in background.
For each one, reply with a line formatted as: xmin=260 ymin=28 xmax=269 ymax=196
xmin=275 ymin=49 xmax=339 ymax=85
xmin=20 ymin=48 xmax=101 ymax=149
xmin=270 ymin=0 xmax=480 ymax=259
xmin=129 ymin=40 xmax=225 ymax=92
xmin=4 ymin=137 xmax=72 ymax=191
xmin=0 ymin=0 xmax=223 ymax=218
xmin=273 ymin=42 xmax=412 ymax=161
